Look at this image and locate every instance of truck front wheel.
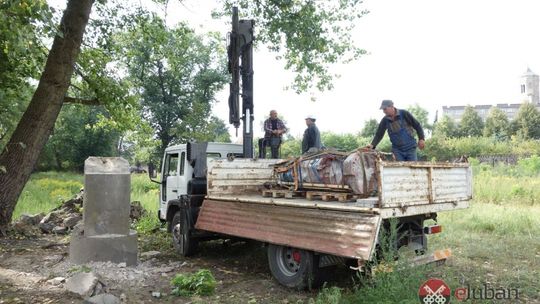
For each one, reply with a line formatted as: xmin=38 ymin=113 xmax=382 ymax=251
xmin=171 ymin=210 xmax=198 ymax=257
xmin=267 ymin=244 xmax=322 ymax=290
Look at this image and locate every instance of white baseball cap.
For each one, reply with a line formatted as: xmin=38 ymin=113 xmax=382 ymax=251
xmin=305 ymin=115 xmax=316 ymax=120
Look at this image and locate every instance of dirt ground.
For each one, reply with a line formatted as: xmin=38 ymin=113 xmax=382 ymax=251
xmin=0 ymin=234 xmax=335 ymax=304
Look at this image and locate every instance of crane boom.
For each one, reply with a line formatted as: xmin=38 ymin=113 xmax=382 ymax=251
xmin=228 ymin=7 xmax=255 ymax=158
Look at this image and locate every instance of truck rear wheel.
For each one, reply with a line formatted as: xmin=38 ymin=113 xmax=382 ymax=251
xmin=267 ymin=244 xmax=322 ymax=290
xmin=171 ymin=210 xmax=198 ymax=257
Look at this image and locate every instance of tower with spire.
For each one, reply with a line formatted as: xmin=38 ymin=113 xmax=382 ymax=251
xmin=521 ymin=67 xmax=539 ymax=105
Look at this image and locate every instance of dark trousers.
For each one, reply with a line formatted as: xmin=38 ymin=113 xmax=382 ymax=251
xmin=392 ymin=148 xmax=417 ymax=161
xmin=259 ymin=137 xmax=281 ymax=159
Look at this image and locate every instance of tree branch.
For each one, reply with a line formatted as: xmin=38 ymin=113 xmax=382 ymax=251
xmin=63 ymin=96 xmax=100 ymax=105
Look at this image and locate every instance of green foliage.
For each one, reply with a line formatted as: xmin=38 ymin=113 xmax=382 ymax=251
xmin=517 ymin=155 xmax=540 ymax=176
xmin=483 ymin=107 xmax=509 ymax=139
xmin=119 ymin=13 xmax=228 ymax=155
xmin=360 ymin=118 xmax=379 ymax=138
xmin=471 ymin=159 xmax=540 ymax=206
xmin=216 ymin=0 xmax=368 ymax=93
xmin=310 ymin=284 xmax=342 ymax=304
xmin=13 ymin=172 xmax=83 ymax=219
xmin=70 ymin=1 xmax=140 ymax=132
xmin=171 ymin=269 xmax=217 ymax=297
xmin=135 ymin=211 xmax=162 ymax=235
xmin=0 ymin=0 xmax=53 ymax=149
xmin=38 ymin=104 xmax=121 ymax=171
xmin=459 ymin=105 xmax=484 ymax=137
xmin=422 ymin=136 xmax=539 ymax=161
xmin=280 ymin=137 xmax=302 ymax=158
xmin=407 ymin=104 xmax=431 ymax=131
xmin=13 ymin=171 xmax=162 ymax=221
xmin=513 ymin=102 xmax=540 ymax=139
xmin=433 ymin=115 xmax=457 ymax=138
xmin=321 ymin=132 xmax=361 ymax=152
xmin=119 ymin=122 xmax=161 ymax=165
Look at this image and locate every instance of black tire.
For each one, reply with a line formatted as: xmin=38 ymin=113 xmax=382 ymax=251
xmin=267 ymin=244 xmax=322 ymax=290
xmin=171 ymin=210 xmax=198 ymax=257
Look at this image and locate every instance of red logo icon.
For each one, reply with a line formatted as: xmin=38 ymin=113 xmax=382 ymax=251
xmin=418 ymin=278 xmax=451 ymax=304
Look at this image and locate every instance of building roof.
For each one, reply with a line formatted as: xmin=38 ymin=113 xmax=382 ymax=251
xmin=442 ymin=103 xmax=522 ymax=112
xmin=522 ymin=67 xmax=538 ymax=77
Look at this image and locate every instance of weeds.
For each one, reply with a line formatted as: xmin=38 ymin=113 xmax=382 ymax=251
xmin=170 ymin=269 xmax=216 ymax=297
xmin=309 ymin=283 xmax=342 ymax=304
xmin=13 ymin=172 xmax=83 ymax=219
xmin=135 ymin=211 xmax=162 ymax=235
xmin=68 ymin=265 xmax=92 ymax=274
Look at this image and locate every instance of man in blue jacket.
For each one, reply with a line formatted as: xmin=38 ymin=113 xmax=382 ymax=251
xmin=366 ymin=100 xmax=425 ymax=161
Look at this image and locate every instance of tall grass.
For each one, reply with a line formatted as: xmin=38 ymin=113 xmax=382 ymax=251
xmin=13 ymin=172 xmax=159 ymax=220
xmin=13 ymin=172 xmax=83 ymax=219
xmin=130 ymin=174 xmax=159 ymax=213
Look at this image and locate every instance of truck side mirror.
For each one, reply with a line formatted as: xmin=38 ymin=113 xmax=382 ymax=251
xmin=148 ymin=162 xmax=158 ymax=179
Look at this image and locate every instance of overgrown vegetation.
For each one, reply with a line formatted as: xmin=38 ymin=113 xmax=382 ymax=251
xmin=170 ymin=269 xmax=217 ymax=297
xmin=13 ymin=172 xmax=83 ymax=219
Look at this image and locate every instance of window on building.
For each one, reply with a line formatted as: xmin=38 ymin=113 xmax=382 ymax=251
xmin=521 ymin=84 xmax=526 ymax=94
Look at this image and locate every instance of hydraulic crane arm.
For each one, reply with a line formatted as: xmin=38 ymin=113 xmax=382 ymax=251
xmin=228 ymin=7 xmax=255 ymax=158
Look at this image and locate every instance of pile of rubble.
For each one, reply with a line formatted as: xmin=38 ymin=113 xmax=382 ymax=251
xmin=10 ymin=190 xmax=146 ymax=237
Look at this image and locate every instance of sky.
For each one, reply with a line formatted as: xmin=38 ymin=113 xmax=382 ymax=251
xmin=49 ymin=0 xmax=540 ymax=140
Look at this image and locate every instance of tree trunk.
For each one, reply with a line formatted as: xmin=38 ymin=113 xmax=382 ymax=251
xmin=0 ymin=0 xmax=94 ymax=235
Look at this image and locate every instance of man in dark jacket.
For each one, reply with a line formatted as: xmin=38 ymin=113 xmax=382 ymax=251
xmin=302 ymin=115 xmax=322 ymax=153
xmin=366 ymin=100 xmax=425 ymax=161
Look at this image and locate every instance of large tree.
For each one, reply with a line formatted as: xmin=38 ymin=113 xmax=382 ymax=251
xmin=483 ymin=107 xmax=509 ymax=140
xmin=433 ymin=115 xmax=458 ymax=138
xmin=407 ymin=103 xmax=432 ymax=132
xmin=321 ymin=132 xmax=359 ymax=151
xmin=459 ymin=106 xmax=484 ymax=137
xmin=513 ymin=102 xmax=540 ymax=139
xmin=360 ymin=118 xmax=379 ymax=138
xmin=39 ymin=104 xmax=121 ymax=171
xmin=0 ymin=0 xmax=94 ymax=234
xmin=217 ymin=0 xmax=368 ymax=93
xmin=119 ymin=14 xmax=228 ymax=155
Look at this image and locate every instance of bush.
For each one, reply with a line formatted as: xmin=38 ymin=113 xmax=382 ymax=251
xmin=171 ymin=269 xmax=216 ymax=297
xmin=517 ymin=155 xmax=540 ymax=176
xmin=135 ymin=212 xmax=161 ymax=235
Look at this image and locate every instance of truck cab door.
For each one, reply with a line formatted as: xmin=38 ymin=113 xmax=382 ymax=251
xmin=177 ymin=151 xmax=188 ymax=196
xmin=161 ymin=152 xmax=179 ymax=212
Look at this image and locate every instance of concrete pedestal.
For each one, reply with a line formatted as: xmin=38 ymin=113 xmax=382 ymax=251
xmin=70 ymin=227 xmax=138 ymax=265
xmin=70 ymin=157 xmax=138 ymax=266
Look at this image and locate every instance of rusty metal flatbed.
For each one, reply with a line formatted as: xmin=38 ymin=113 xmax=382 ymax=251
xmin=206 ymin=194 xmax=470 ymax=218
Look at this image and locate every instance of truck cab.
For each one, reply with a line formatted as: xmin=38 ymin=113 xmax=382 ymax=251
xmin=157 ymin=142 xmax=242 ymax=228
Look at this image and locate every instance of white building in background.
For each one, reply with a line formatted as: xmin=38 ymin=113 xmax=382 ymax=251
xmin=521 ymin=67 xmax=539 ymax=104
xmin=442 ymin=68 xmax=540 ymax=122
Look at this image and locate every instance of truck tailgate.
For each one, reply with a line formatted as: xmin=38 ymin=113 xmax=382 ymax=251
xmin=378 ymin=161 xmax=472 ymax=208
xmin=196 ymin=199 xmax=381 ymax=260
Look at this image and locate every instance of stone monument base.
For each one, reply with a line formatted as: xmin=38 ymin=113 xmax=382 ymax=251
xmin=69 ymin=227 xmax=138 ymax=266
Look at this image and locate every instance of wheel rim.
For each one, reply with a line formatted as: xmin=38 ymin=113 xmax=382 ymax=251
xmin=276 ymin=246 xmax=302 ymax=276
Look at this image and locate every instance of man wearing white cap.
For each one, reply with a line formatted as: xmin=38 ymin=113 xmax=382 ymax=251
xmin=302 ymin=115 xmax=322 ymax=153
